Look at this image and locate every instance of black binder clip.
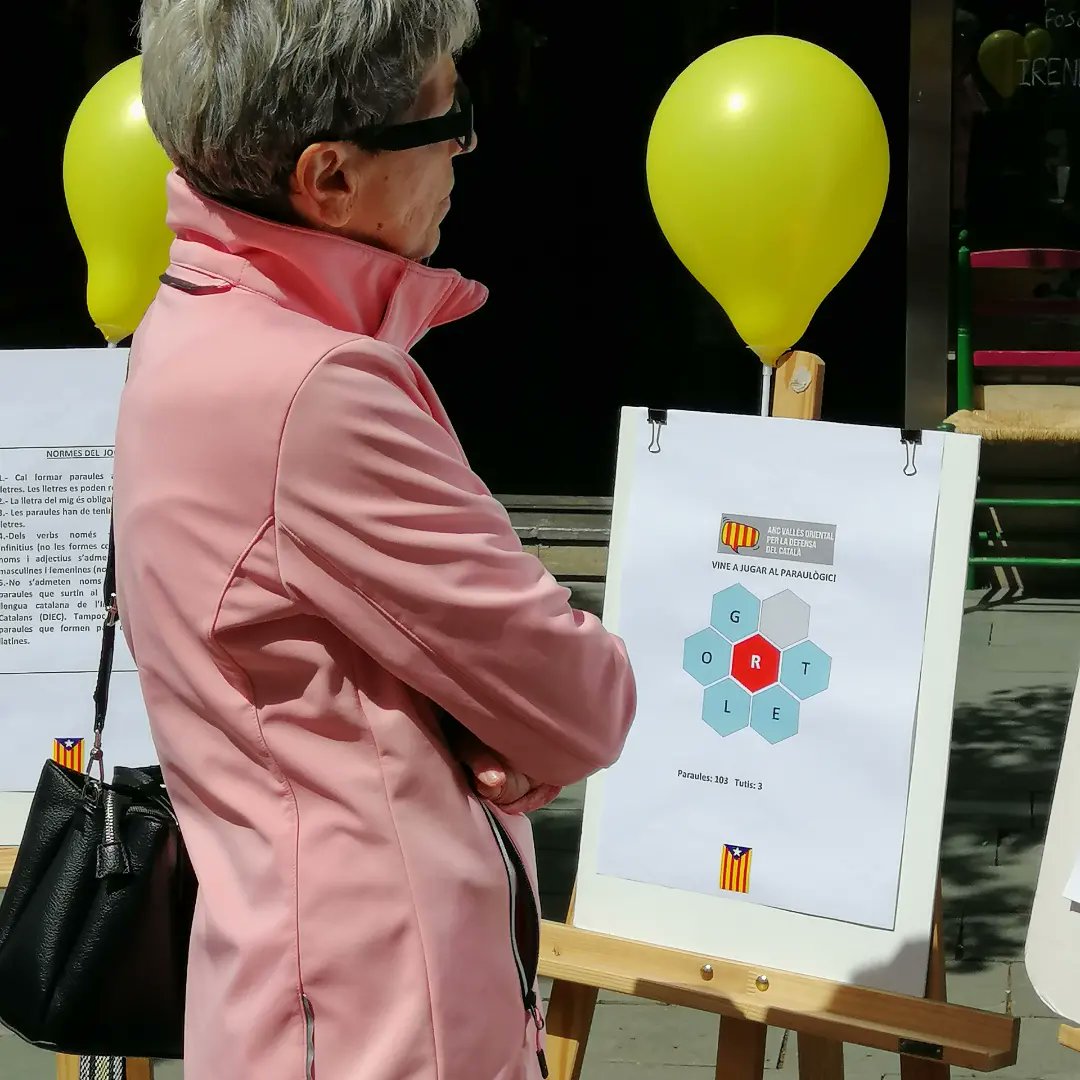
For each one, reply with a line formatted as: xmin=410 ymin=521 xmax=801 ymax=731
xmin=647 ymin=409 xmax=668 ymax=454
xmin=901 ymin=429 xmax=922 ymax=477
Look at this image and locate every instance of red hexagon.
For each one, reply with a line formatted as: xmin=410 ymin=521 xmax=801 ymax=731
xmin=730 ymin=635 xmax=781 ymax=693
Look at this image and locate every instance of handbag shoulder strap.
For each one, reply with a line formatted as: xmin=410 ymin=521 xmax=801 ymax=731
xmin=89 ymin=344 xmax=129 ymax=779
xmin=88 ymin=518 xmax=117 ymax=779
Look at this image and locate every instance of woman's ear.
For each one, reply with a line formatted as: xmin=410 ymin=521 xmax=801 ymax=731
xmin=289 ymin=143 xmax=363 ymax=231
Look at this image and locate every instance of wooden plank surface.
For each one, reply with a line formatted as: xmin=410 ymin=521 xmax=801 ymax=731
xmin=499 ymin=496 xmax=612 ymax=580
xmin=0 ymin=846 xmax=14 ymax=889
xmin=1060 ymin=1024 xmax=1080 ymax=1052
xmin=501 ymin=496 xmax=612 ymax=543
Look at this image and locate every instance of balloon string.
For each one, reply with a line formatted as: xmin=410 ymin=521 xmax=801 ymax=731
xmin=760 ymin=365 xmax=773 ymax=417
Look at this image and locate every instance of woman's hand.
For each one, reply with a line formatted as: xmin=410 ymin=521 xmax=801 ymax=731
xmin=446 ymin=719 xmax=561 ymax=814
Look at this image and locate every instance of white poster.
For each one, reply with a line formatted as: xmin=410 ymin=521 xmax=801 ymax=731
xmin=1064 ymin=851 xmax=1080 ymax=906
xmin=0 ymin=350 xmax=155 ymax=837
xmin=596 ymin=410 xmax=945 ymax=931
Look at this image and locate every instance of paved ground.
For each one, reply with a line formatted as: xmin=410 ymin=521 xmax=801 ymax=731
xmin=3 ymin=592 xmax=1080 ymax=1078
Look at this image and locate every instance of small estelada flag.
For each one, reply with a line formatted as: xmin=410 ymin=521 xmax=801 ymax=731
xmin=720 ymin=844 xmax=753 ymax=894
xmin=52 ymin=737 xmax=85 ymax=773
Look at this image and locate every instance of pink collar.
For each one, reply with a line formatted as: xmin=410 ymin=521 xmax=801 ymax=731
xmin=163 ymin=172 xmax=488 ymax=351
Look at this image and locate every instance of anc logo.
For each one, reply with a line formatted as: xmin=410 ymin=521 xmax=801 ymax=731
xmin=720 ymin=518 xmax=760 ymax=556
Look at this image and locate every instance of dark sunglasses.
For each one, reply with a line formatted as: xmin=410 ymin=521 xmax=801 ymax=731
xmin=352 ymin=78 xmax=474 ymax=153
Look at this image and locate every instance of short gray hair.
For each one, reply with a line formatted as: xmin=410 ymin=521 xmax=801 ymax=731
xmin=139 ymin=0 xmax=479 ymax=212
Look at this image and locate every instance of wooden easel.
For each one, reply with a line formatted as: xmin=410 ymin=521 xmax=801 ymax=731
xmin=0 ymin=850 xmax=155 ymax=1080
xmin=539 ymin=352 xmax=1020 ymax=1080
xmin=55 ymin=1056 xmax=153 ymax=1079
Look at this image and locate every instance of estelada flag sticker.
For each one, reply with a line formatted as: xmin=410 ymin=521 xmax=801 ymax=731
xmin=720 ymin=844 xmax=753 ymax=894
xmin=52 ymin=737 xmax=84 ymax=772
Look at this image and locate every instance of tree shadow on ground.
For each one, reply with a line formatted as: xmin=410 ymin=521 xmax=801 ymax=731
xmin=938 ymin=683 xmax=1073 ymax=968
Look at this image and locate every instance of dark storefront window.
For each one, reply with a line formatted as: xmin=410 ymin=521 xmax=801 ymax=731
xmin=956 ymin=1 xmax=1080 ymax=247
xmin=6 ymin=1 xmax=912 ymax=494
xmin=952 ymin=1 xmax=1080 ymax=415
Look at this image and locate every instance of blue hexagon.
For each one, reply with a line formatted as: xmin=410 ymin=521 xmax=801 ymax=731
xmin=683 ymin=628 xmax=731 ymax=687
xmin=710 ymin=584 xmax=760 ymax=642
xmin=780 ymin=641 xmax=831 ymax=699
xmin=703 ymin=679 xmax=751 ymax=737
xmin=751 ymin=686 xmax=800 ymax=744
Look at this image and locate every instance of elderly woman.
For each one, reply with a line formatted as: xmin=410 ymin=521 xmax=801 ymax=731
xmin=112 ymin=2 xmax=636 ymax=1078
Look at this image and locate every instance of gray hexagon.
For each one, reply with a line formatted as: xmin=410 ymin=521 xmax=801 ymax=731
xmin=759 ymin=589 xmax=810 ymax=649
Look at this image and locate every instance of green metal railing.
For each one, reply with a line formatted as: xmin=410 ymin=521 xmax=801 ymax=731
xmin=957 ymin=232 xmax=974 ymax=413
xmin=976 ymin=497 xmax=1080 ymax=508
xmin=969 ymin=557 xmax=1080 ymax=566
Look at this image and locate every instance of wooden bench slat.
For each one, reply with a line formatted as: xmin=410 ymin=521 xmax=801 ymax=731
xmin=971 ymin=248 xmax=1080 ymax=269
xmin=974 ymin=299 xmax=1080 ymax=317
xmin=973 ymin=350 xmax=1080 ymax=368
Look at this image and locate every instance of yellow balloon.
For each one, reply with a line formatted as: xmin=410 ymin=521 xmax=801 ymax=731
xmin=1025 ymin=26 xmax=1053 ymax=60
xmin=646 ymin=36 xmax=889 ymax=366
xmin=978 ymin=30 xmax=1027 ymax=99
xmin=63 ymin=56 xmax=174 ymax=343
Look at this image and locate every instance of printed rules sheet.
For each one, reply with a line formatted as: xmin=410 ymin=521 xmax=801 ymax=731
xmin=0 ymin=350 xmax=154 ymax=818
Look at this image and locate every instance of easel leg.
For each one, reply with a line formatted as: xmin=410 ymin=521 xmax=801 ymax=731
xmin=544 ymin=884 xmax=598 ymax=1080
xmin=797 ymin=1033 xmax=845 ymax=1080
xmin=543 ymin=981 xmax=598 ymax=1080
xmin=900 ymin=880 xmax=949 ymax=1080
xmin=716 ymin=1017 xmax=768 ymax=1080
xmin=57 ymin=1057 xmax=154 ymax=1079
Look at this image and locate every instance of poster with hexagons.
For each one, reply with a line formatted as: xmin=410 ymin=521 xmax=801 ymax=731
xmin=593 ymin=407 xmax=949 ymax=932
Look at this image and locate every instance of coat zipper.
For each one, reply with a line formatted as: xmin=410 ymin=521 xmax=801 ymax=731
xmin=478 ymin=800 xmax=548 ymax=1079
xmin=301 ymin=993 xmax=316 ymax=1080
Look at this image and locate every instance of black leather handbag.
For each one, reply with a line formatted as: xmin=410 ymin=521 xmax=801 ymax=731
xmin=0 ymin=526 xmax=197 ymax=1059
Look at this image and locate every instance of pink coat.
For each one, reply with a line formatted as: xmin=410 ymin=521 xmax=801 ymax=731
xmin=112 ymin=174 xmax=636 ymax=1080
